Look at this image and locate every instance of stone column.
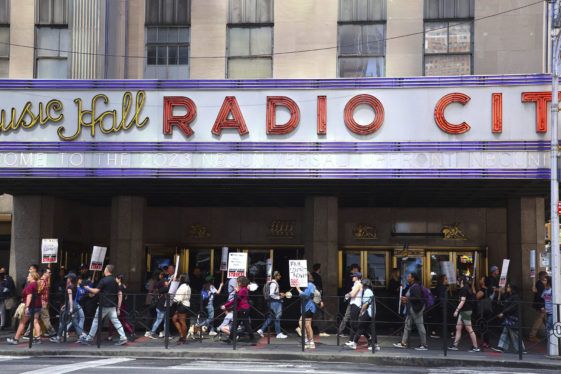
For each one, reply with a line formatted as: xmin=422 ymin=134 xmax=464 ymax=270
xmin=304 ymin=196 xmax=338 ymax=316
xmin=110 ymin=196 xmax=145 ymax=292
xmin=507 ymin=196 xmax=545 ymax=326
xmin=9 ymin=196 xmax=56 ymax=288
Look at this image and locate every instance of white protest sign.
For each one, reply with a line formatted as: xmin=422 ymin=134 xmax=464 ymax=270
xmin=172 ymin=256 xmax=179 ymax=280
xmin=266 ymin=258 xmax=273 ymax=282
xmin=220 ymin=247 xmax=229 ymax=271
xmin=499 ymin=259 xmax=510 ymax=288
xmin=289 ymin=260 xmax=308 ymax=287
xmin=530 ymin=250 xmax=536 ymax=278
xmin=227 ymin=252 xmax=247 ymax=278
xmin=440 ymin=261 xmax=456 ymax=285
xmin=41 ymin=239 xmax=58 ymax=264
xmin=168 ymin=280 xmax=180 ymax=296
xmin=89 ymin=246 xmax=107 ymax=271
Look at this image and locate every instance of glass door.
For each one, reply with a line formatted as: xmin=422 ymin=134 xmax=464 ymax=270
xmin=365 ymin=252 xmax=389 ymax=287
xmin=396 ymin=257 xmax=423 ymax=286
xmin=427 ymin=251 xmax=451 ymax=287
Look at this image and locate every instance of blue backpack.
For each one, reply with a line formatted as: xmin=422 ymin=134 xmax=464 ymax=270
xmin=419 ymin=284 xmax=435 ymax=309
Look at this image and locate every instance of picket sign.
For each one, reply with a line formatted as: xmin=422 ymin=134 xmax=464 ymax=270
xmin=289 ymin=260 xmax=308 ymax=287
xmin=41 ymin=239 xmax=58 ymax=264
xmin=228 ymin=252 xmax=247 ymax=279
xmin=89 ymin=246 xmax=107 ymax=271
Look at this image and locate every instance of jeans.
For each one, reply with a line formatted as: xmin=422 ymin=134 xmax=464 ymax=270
xmin=67 ymin=306 xmax=85 ymax=332
xmin=58 ymin=306 xmax=84 ymax=337
xmin=260 ymin=300 xmax=282 ymax=335
xmin=402 ymin=305 xmax=426 ymax=346
xmin=497 ymin=326 xmax=525 ymax=352
xmin=86 ymin=306 xmax=126 ymax=341
xmin=151 ymin=308 xmax=167 ymax=334
xmin=197 ymin=302 xmax=216 ymax=330
xmin=546 ymin=314 xmax=553 ymax=337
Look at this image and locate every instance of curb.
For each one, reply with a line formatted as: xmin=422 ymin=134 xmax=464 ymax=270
xmin=1 ymin=348 xmax=561 ymax=370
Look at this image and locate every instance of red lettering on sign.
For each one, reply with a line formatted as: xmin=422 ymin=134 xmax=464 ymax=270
xmin=344 ymin=94 xmax=384 ymax=135
xmin=317 ymin=96 xmax=327 ymax=135
xmin=266 ymin=96 xmax=300 ymax=135
xmin=163 ymin=96 xmax=197 ymax=137
xmin=521 ymin=91 xmax=561 ymax=133
xmin=492 ymin=93 xmax=502 ymax=133
xmin=211 ymin=96 xmax=249 ymax=136
xmin=434 ymin=93 xmax=471 ymax=134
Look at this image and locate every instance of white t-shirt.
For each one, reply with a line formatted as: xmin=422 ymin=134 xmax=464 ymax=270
xmin=350 ymin=280 xmax=363 ymax=308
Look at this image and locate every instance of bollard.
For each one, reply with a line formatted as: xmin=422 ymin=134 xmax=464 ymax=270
xmin=300 ymin=294 xmax=305 ymax=352
xmin=336 ymin=296 xmax=340 ymax=346
xmin=442 ymin=292 xmax=448 ymax=356
xmin=164 ymin=293 xmax=170 ymax=349
xmin=370 ymin=295 xmax=376 ymax=355
xmin=96 ymin=294 xmax=103 ymax=349
xmin=518 ymin=300 xmax=523 ymax=361
xmin=267 ymin=298 xmax=271 ymax=345
xmin=232 ymin=293 xmax=238 ymax=351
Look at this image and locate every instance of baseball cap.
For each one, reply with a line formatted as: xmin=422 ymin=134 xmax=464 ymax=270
xmin=204 ymin=275 xmax=214 ymax=282
xmin=351 ymin=272 xmax=362 ymax=279
xmin=65 ymin=272 xmax=77 ymax=279
xmin=489 ymin=266 xmax=498 ymax=272
xmin=272 ymin=270 xmax=280 ymax=277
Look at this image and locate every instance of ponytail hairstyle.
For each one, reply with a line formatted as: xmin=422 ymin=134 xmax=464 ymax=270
xmin=459 ymin=276 xmax=473 ymax=295
xmin=30 ymin=271 xmax=42 ymax=294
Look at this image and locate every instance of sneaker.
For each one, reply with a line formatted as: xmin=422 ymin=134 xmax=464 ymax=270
xmin=106 ymin=335 xmax=113 ymax=342
xmin=21 ymin=335 xmax=30 ymax=341
xmin=176 ymin=338 xmax=186 ymax=345
xmin=78 ymin=336 xmax=92 ymax=345
xmin=33 ymin=337 xmax=42 ymax=345
xmin=276 ymin=333 xmax=288 ymax=339
xmin=369 ymin=344 xmax=381 ymax=351
xmin=114 ymin=339 xmax=128 ymax=346
xmin=257 ymin=329 xmax=264 ymax=338
xmin=209 ymin=330 xmax=217 ymax=336
xmin=6 ymin=338 xmax=19 ymax=345
xmin=491 ymin=346 xmax=505 ymax=353
xmin=448 ymin=344 xmax=459 ymax=351
xmin=295 ymin=327 xmax=302 ymax=337
xmin=144 ymin=331 xmax=155 ymax=339
xmin=471 ymin=346 xmax=481 ymax=352
xmin=430 ymin=334 xmax=440 ymax=339
xmin=319 ymin=332 xmax=331 ymax=337
xmin=393 ymin=342 xmax=407 ymax=349
xmin=347 ymin=342 xmax=357 ymax=350
xmin=158 ymin=332 xmax=165 ymax=338
xmin=344 ymin=340 xmax=354 ymax=346
xmin=307 ymin=342 xmax=316 ymax=349
xmin=414 ymin=344 xmax=428 ymax=351
xmin=49 ymin=336 xmax=62 ymax=343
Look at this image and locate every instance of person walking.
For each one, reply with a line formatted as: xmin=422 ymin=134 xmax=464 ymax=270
xmin=7 ymin=272 xmax=42 ymax=345
xmin=448 ymin=277 xmax=480 ymax=352
xmin=296 ymin=272 xmax=317 ymax=349
xmin=542 ymin=276 xmax=553 ymax=341
xmin=492 ymin=283 xmax=526 ymax=354
xmin=221 ymin=276 xmax=255 ymax=344
xmin=49 ymin=273 xmax=85 ymax=343
xmin=348 ymin=278 xmax=379 ymax=351
xmin=0 ymin=272 xmax=10 ymax=330
xmin=172 ymin=274 xmax=191 ymax=344
xmin=27 ymin=268 xmax=56 ymax=337
xmin=393 ymin=273 xmax=427 ymax=350
xmin=344 ymin=272 xmax=363 ymax=347
xmin=475 ymin=275 xmax=492 ymax=348
xmin=257 ymin=270 xmax=287 ymax=339
xmin=78 ymin=265 xmax=128 ymax=346
xmin=529 ymin=271 xmax=547 ymax=341
xmin=107 ymin=275 xmax=134 ymax=341
xmin=196 ymin=275 xmax=223 ymax=335
xmin=311 ymin=263 xmax=329 ymax=337
xmin=429 ymin=274 xmax=448 ymax=339
xmin=338 ymin=264 xmax=360 ymax=336
xmin=145 ymin=272 xmax=169 ymax=339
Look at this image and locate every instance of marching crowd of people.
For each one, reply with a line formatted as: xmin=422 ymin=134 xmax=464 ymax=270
xmin=0 ymin=262 xmax=554 ymax=354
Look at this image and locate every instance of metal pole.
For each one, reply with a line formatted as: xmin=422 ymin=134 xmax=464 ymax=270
xmin=199 ymin=293 xmax=204 ymax=342
xmin=29 ymin=293 xmax=36 ymax=349
xmin=267 ymin=298 xmax=271 ymax=345
xmin=551 ymin=0 xmax=561 ymax=357
xmin=336 ymin=296 xmax=340 ymax=346
xmin=443 ymin=292 xmax=448 ymax=356
xmin=232 ymin=293 xmax=238 ymax=351
xmin=300 ymin=294 xmax=305 ymax=352
xmin=164 ymin=293 xmax=170 ymax=349
xmin=370 ymin=296 xmax=376 ymax=355
xmin=96 ymin=295 xmax=102 ymax=349
xmin=518 ymin=300 xmax=523 ymax=361
xmin=131 ymin=294 xmax=136 ymax=341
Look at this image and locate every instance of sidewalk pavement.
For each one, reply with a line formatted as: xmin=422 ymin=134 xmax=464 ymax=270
xmin=0 ymin=328 xmax=560 ymax=370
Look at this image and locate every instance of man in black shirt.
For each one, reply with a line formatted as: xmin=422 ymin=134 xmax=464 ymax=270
xmin=78 ymin=265 xmax=128 ymax=346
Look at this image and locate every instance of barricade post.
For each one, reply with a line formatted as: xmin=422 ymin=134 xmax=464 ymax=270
xmin=370 ymin=295 xmax=376 ymax=355
xmin=199 ymin=293 xmax=204 ymax=342
xmin=63 ymin=290 xmax=69 ymax=343
xmin=442 ymin=292 xmax=447 ymax=356
xmin=300 ymin=293 xmax=305 ymax=352
xmin=518 ymin=300 xmax=523 ymax=360
xmin=267 ymin=297 xmax=271 ymax=345
xmin=336 ymin=296 xmax=341 ymax=346
xmin=131 ymin=294 xmax=137 ymax=340
xmin=164 ymin=293 xmax=170 ymax=349
xmin=96 ymin=294 xmax=103 ymax=349
xmin=232 ymin=293 xmax=238 ymax=351
xmin=29 ymin=293 xmax=36 ymax=348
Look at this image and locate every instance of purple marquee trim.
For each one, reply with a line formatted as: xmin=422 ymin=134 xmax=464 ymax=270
xmin=0 ymin=168 xmax=550 ymax=179
xmin=0 ymin=141 xmax=549 ymax=153
xmin=0 ymin=74 xmax=552 ymax=90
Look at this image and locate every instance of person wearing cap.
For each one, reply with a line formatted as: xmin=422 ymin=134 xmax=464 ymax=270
xmin=337 ymin=264 xmax=360 ymax=336
xmin=195 ymin=275 xmax=223 ymax=335
xmin=50 ymin=273 xmax=85 ymax=343
xmin=485 ymin=265 xmax=501 ymax=297
xmin=344 ymin=272 xmax=363 ymax=347
xmin=257 ymin=271 xmax=287 ymax=339
xmin=393 ymin=273 xmax=428 ymax=350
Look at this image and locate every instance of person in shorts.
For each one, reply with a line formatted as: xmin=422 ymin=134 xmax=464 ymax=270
xmin=449 ymin=277 xmax=480 ymax=352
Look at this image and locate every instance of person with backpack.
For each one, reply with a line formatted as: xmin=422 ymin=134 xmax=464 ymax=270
xmin=296 ymin=272 xmax=317 ymax=349
xmin=144 ymin=272 xmax=169 ymax=339
xmin=529 ymin=271 xmax=547 ymax=341
xmin=195 ymin=275 xmax=223 ymax=335
xmin=344 ymin=272 xmax=363 ymax=347
xmin=221 ymin=276 xmax=255 ymax=344
xmin=257 ymin=271 xmax=287 ymax=339
xmin=491 ymin=283 xmax=526 ymax=354
xmin=393 ymin=272 xmax=428 ymax=350
xmin=449 ymin=277 xmax=480 ymax=352
xmin=348 ymin=278 xmax=379 ymax=350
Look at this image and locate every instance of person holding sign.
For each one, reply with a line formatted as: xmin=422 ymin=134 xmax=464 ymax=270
xmin=221 ymin=276 xmax=255 ymax=344
xmin=78 ymin=265 xmax=128 ymax=346
xmin=296 ymin=272 xmax=317 ymax=350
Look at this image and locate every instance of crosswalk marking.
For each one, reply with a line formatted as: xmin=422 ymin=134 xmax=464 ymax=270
xmin=20 ymin=357 xmax=133 ymax=374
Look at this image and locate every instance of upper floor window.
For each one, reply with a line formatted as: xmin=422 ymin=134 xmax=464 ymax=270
xmin=0 ymin=0 xmax=9 ymax=78
xmin=145 ymin=0 xmax=190 ymax=79
xmin=35 ymin=0 xmax=69 ymax=79
xmin=227 ymin=0 xmax=273 ymax=79
xmin=338 ymin=0 xmax=386 ymax=78
xmin=424 ymin=0 xmax=473 ymax=76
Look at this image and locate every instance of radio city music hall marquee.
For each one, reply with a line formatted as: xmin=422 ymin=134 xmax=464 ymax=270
xmin=0 ymin=77 xmax=555 ymax=178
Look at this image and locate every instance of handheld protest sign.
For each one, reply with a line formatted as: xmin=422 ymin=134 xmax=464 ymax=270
xmin=266 ymin=258 xmax=273 ymax=282
xmin=172 ymin=256 xmax=179 ymax=280
xmin=168 ymin=280 xmax=180 ymax=295
xmin=220 ymin=247 xmax=229 ymax=271
xmin=227 ymin=252 xmax=247 ymax=279
xmin=289 ymin=260 xmax=308 ymax=287
xmin=499 ymin=259 xmax=510 ymax=288
xmin=89 ymin=246 xmax=107 ymax=271
xmin=41 ymin=239 xmax=58 ymax=264
xmin=530 ymin=250 xmax=536 ymax=278
xmin=440 ymin=261 xmax=456 ymax=285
